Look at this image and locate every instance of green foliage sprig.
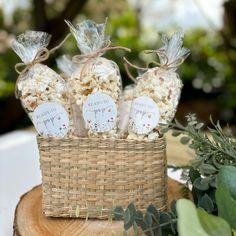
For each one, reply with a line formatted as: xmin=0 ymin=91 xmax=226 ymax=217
xmin=162 ymin=114 xmax=236 ymax=177
xmin=188 ymin=167 xmax=217 ymax=215
xmin=162 ymin=114 xmax=236 ymax=214
xmin=113 ymin=166 xmax=236 ymax=236
xmin=113 ymin=202 xmax=178 ymax=236
xmin=113 ymin=115 xmax=236 ymax=235
xmin=177 ymin=166 xmax=236 ymax=236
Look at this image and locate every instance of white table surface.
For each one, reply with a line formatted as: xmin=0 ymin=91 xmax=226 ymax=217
xmin=0 ymin=130 xmax=182 ymax=236
xmin=0 ymin=131 xmax=41 ymax=236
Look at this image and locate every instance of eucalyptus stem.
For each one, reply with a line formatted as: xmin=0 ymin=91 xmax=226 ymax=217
xmin=142 ymin=219 xmax=178 ymax=233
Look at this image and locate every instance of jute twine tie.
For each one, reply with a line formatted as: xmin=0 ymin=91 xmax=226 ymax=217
xmin=143 ymin=49 xmax=185 ymax=69
xmin=123 ymin=49 xmax=185 ymax=81
xmin=14 ymin=33 xmax=71 ymax=98
xmin=72 ymin=41 xmax=131 ymax=79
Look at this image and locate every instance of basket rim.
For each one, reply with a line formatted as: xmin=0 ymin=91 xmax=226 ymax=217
xmin=37 ymin=134 xmax=165 ymax=144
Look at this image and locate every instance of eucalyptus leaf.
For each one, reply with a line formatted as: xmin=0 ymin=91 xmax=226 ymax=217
xmin=127 ymin=203 xmax=136 ymax=218
xmin=159 ymin=212 xmax=171 ymax=224
xmin=134 ymin=210 xmax=143 ymax=226
xmin=200 ymin=164 xmax=217 ymax=175
xmin=200 ymin=176 xmax=214 ymax=186
xmin=197 ymin=208 xmax=232 ymax=236
xmin=124 ymin=209 xmax=131 ymax=224
xmin=114 ymin=206 xmax=124 ymax=220
xmin=139 ymin=220 xmax=149 ymax=232
xmin=189 ymin=167 xmax=201 ymax=183
xmin=160 ymin=127 xmax=169 ymax=133
xmin=170 ymin=200 xmax=177 ymax=216
xmin=180 ymin=136 xmax=190 ymax=145
xmin=198 ymin=194 xmax=214 ymax=213
xmin=124 ymin=208 xmax=133 ymax=230
xmin=172 ymin=130 xmax=181 ymax=137
xmin=124 ymin=220 xmax=133 ymax=231
xmin=188 ymin=141 xmax=200 ymax=149
xmin=193 ymin=177 xmax=209 ymax=191
xmin=147 ymin=204 xmax=160 ymax=221
xmin=144 ymin=212 xmax=153 ymax=226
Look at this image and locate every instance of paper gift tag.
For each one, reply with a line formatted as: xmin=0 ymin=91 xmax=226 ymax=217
xmin=129 ymin=96 xmax=160 ymax=134
xmin=32 ymin=102 xmax=69 ymax=137
xmin=83 ymin=92 xmax=117 ymax=132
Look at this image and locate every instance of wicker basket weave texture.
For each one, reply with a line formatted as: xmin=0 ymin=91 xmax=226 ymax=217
xmin=38 ymin=136 xmax=167 ymax=218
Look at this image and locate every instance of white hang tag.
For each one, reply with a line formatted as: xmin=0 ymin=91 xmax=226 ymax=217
xmin=83 ymin=92 xmax=117 ymax=132
xmin=129 ymin=96 xmax=160 ymax=134
xmin=32 ymin=102 xmax=69 ymax=137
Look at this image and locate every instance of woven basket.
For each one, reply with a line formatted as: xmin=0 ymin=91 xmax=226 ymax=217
xmin=37 ymin=136 xmax=167 ymax=218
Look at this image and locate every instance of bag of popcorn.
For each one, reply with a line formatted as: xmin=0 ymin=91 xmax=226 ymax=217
xmin=65 ymin=19 xmax=130 ymax=138
xmin=56 ymin=54 xmax=87 ymax=136
xmin=12 ymin=31 xmax=72 ymax=138
xmin=127 ymin=31 xmax=190 ymax=140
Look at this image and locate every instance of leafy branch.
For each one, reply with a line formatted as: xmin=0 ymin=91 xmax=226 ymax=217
xmin=162 ymin=114 xmax=236 ymax=177
xmin=113 ymin=202 xmax=178 ymax=236
xmin=112 ymin=115 xmax=236 ymax=235
xmin=162 ymin=114 xmax=236 ymax=215
xmin=177 ymin=166 xmax=236 ymax=236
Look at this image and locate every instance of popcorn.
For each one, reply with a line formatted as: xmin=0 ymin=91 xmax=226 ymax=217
xmin=67 ymin=57 xmax=121 ymax=109
xmin=12 ymin=31 xmax=72 ymax=135
xmin=127 ymin=31 xmax=190 ymax=140
xmin=148 ymin=131 xmax=161 ymax=140
xmin=66 ymin=19 xmax=128 ymax=138
xmin=17 ymin=63 xmax=69 ymax=113
xmin=134 ymin=67 xmax=182 ymax=124
xmin=127 ymin=129 xmax=161 ymax=141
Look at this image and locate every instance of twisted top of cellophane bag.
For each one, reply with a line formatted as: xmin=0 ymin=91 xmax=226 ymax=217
xmin=65 ymin=19 xmax=110 ymax=55
xmin=123 ymin=30 xmax=190 ymax=81
xmin=11 ymin=31 xmax=51 ymax=64
xmin=153 ymin=31 xmax=190 ymax=71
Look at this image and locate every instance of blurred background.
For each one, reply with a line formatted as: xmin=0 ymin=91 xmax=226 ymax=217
xmin=0 ymin=0 xmax=236 ymax=134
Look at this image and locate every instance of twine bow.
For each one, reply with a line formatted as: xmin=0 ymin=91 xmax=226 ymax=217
xmin=143 ymin=49 xmax=185 ymax=69
xmin=14 ymin=33 xmax=71 ymax=98
xmin=71 ymin=41 xmax=131 ymax=80
xmin=123 ymin=49 xmax=185 ymax=81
